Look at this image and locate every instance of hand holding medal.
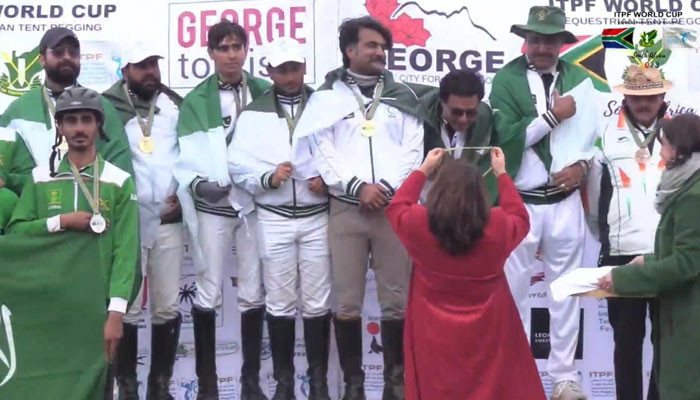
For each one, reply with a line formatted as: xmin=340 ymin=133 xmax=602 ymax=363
xmin=69 ymin=158 xmax=107 ymax=234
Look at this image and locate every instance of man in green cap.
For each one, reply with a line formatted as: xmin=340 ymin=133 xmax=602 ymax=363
xmin=7 ymin=87 xmax=140 ymax=386
xmin=490 ymin=6 xmax=599 ymax=400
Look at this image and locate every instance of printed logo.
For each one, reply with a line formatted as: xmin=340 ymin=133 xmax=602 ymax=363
xmin=639 ymin=30 xmax=658 ymax=48
xmin=0 ymin=155 xmax=4 ymax=168
xmin=0 ymin=305 xmax=17 ymax=387
xmin=181 ymin=379 xmax=198 ymax=400
xmin=0 ymin=46 xmax=42 ymax=97
xmin=48 ymin=189 xmax=61 ymax=205
xmin=366 ymin=321 xmax=383 ymax=355
xmin=99 ymin=198 xmax=110 ymax=212
xmin=297 ymin=373 xmax=310 ymax=397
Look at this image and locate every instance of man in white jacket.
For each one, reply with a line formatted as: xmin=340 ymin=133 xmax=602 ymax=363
xmin=102 ymin=42 xmax=184 ymax=400
xmin=229 ymin=37 xmax=332 ymax=400
xmin=586 ymin=64 xmax=669 ymax=400
xmin=296 ymin=16 xmax=424 ymax=400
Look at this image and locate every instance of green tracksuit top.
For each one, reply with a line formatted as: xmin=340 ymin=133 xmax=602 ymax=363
xmin=8 ymin=154 xmax=139 ymax=303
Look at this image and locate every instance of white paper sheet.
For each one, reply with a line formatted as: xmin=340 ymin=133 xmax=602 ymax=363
xmin=550 ymin=266 xmax=615 ymax=302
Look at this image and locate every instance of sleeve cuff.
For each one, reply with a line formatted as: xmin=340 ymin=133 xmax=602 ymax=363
xmin=346 ymin=177 xmax=366 ymax=197
xmin=190 ymin=176 xmax=206 ymax=198
xmin=107 ymin=297 xmax=128 ymax=314
xmin=261 ymin=171 xmax=276 ymax=189
xmin=378 ymin=179 xmax=396 ymax=196
xmin=46 ymin=215 xmax=62 ymax=233
xmin=542 ymin=110 xmax=560 ymax=129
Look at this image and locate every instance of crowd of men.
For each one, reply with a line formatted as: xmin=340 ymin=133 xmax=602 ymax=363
xmin=0 ymin=5 xmax=667 ymax=400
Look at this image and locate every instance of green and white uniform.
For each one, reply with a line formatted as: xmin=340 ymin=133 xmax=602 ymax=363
xmin=0 ymin=84 xmax=134 ymax=176
xmin=8 ymin=154 xmax=140 ymax=313
xmin=174 ymin=71 xmax=269 ymax=310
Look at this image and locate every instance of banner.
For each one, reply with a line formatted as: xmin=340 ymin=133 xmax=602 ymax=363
xmin=0 ymin=233 xmax=108 ymax=399
xmin=2 ymin=0 xmax=698 ymax=398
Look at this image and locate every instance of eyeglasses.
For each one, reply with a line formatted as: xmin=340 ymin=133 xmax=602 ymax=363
xmin=49 ymin=46 xmax=80 ymax=58
xmin=447 ymin=106 xmax=479 ymax=119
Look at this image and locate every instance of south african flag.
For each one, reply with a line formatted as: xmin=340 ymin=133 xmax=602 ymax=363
xmin=602 ymin=28 xmax=635 ymax=49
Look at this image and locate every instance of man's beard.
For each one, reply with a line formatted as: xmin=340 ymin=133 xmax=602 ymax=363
xmin=129 ymin=79 xmax=160 ymax=101
xmin=45 ymin=62 xmax=79 ymax=87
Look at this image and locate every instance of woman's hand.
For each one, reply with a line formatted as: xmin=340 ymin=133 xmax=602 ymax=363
xmin=419 ymin=148 xmax=445 ymax=177
xmin=597 ymin=272 xmax=615 ymax=293
xmin=490 ymin=147 xmax=506 ymax=177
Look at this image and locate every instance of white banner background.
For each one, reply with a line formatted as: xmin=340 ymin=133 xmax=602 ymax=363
xmin=2 ymin=0 xmax=698 ymax=398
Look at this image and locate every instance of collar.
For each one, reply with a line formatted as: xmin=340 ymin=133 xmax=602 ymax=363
xmin=44 ymin=83 xmax=77 ymax=99
xmin=218 ymin=75 xmax=243 ymax=91
xmin=275 ymin=91 xmax=304 ymax=105
xmin=55 ymin=153 xmax=103 ymax=176
xmin=525 ymin=54 xmax=560 ymax=74
xmin=345 ymin=69 xmax=384 ymax=87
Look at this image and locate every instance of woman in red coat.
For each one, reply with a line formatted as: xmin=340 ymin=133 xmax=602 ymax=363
xmin=386 ymin=148 xmax=545 ymax=400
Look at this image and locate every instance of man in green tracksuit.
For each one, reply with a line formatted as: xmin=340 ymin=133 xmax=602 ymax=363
xmin=420 ymin=69 xmax=497 ymax=202
xmin=0 ymin=127 xmax=34 ymax=195
xmin=0 ymin=27 xmax=133 ymax=177
xmin=173 ymin=19 xmax=270 ymax=400
xmin=7 ymin=87 xmax=140 ymax=384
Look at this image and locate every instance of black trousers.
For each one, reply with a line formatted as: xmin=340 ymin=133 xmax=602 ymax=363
xmin=600 ymin=254 xmax=659 ymax=400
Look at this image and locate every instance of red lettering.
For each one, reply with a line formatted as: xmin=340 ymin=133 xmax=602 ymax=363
xmin=290 ymin=7 xmax=305 ymax=43
xmin=200 ymin=9 xmax=217 ymax=47
xmin=178 ymin=11 xmax=196 ymax=48
xmin=243 ymin=9 xmax=262 ymax=46
xmin=221 ymin=9 xmax=238 ymax=24
xmin=267 ymin=7 xmax=284 ymax=42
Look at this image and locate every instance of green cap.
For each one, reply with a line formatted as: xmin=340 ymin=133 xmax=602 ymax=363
xmin=510 ymin=6 xmax=577 ymax=44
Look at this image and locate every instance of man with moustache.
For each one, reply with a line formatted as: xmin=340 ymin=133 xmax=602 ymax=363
xmin=0 ymin=27 xmax=132 ymax=177
xmin=296 ymin=16 xmax=424 ymax=400
xmin=586 ymin=64 xmax=668 ymax=400
xmin=102 ymin=43 xmax=184 ymax=400
xmin=7 ymin=87 xmax=140 ymax=394
xmin=229 ymin=37 xmax=332 ymax=400
xmin=174 ymin=19 xmax=270 ymax=400
xmin=490 ymin=6 xmax=599 ymax=400
xmin=420 ymin=69 xmax=497 ymax=201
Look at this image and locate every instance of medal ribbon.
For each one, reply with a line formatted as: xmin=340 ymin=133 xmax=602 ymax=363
xmin=347 ymin=80 xmax=384 ymax=121
xmin=122 ymin=83 xmax=157 ymax=138
xmin=625 ymin=116 xmax=658 ymax=149
xmin=69 ymin=158 xmax=101 ymax=215
xmin=278 ymin=91 xmax=308 ymax=138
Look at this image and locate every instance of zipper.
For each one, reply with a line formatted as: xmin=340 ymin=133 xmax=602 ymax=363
xmin=73 ymin=179 xmax=78 ymax=211
xmin=368 ymin=137 xmax=376 ymax=183
xmin=289 ymin=101 xmax=297 ymax=218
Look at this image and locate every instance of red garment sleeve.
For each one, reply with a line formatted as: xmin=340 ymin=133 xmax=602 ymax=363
xmin=497 ymin=174 xmax=530 ymax=254
xmin=385 ymin=170 xmax=427 ymax=243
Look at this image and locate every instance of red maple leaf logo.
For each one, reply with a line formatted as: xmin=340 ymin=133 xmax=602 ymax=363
xmin=365 ymin=0 xmax=431 ymax=47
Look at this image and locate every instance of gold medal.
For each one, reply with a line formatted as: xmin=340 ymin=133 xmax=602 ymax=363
xmin=139 ymin=137 xmax=154 ymax=154
xmin=361 ymin=120 xmax=376 ymax=138
xmin=634 ymin=148 xmax=650 ymax=164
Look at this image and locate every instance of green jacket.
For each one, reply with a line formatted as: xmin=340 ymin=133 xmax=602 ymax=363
xmin=489 ymin=55 xmax=589 ymax=177
xmin=0 ymin=127 xmax=35 ymax=195
xmin=8 ymin=154 xmax=140 ymax=302
xmin=613 ymin=170 xmax=700 ymax=400
xmin=0 ymin=187 xmax=18 ymax=233
xmin=0 ymin=84 xmax=134 ymax=177
xmin=420 ymin=88 xmax=497 ymax=202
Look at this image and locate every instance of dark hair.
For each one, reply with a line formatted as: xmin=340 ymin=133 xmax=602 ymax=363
xmin=439 ymin=70 xmax=485 ymax=102
xmin=338 ymin=16 xmax=392 ymax=67
xmin=426 ymin=159 xmax=490 ymax=256
xmin=208 ymin=20 xmax=248 ymax=51
xmin=660 ymin=113 xmax=700 ymax=168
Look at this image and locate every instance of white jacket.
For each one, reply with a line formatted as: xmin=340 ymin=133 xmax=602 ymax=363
xmin=124 ymin=92 xmax=180 ymax=248
xmin=301 ymin=80 xmax=424 ymax=204
xmin=228 ymin=91 xmax=327 ymax=218
xmin=586 ymin=114 xmax=663 ymax=255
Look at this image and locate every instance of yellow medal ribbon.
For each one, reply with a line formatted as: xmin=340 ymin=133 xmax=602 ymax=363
xmin=68 ymin=157 xmax=106 ymax=233
xmin=122 ymin=83 xmax=157 ymax=154
xmin=347 ymin=80 xmax=384 ymax=138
